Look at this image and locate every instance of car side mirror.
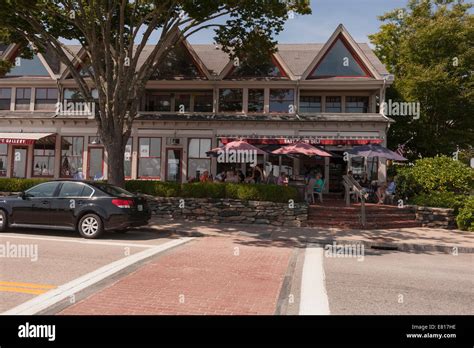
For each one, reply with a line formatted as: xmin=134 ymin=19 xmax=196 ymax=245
xmin=19 ymin=191 xmax=26 ymax=199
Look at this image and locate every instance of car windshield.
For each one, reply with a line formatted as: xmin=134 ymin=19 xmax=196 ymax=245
xmin=92 ymin=183 xmax=134 ymax=197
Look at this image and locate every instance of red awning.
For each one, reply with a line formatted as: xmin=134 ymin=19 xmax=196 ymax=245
xmin=219 ymin=137 xmax=382 ymax=146
xmin=0 ymin=132 xmax=55 ymax=145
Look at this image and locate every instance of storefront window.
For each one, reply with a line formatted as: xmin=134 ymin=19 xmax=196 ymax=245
xmin=124 ymin=138 xmax=132 ymax=178
xmin=325 ymin=96 xmax=341 ymax=113
xmin=248 ymin=89 xmax=264 ymax=112
xmin=138 ymin=137 xmax=161 ymax=178
xmin=188 ymin=138 xmax=211 ymax=181
xmin=219 ymin=88 xmax=243 ymax=112
xmin=300 ymin=96 xmax=322 ymax=113
xmin=33 ymin=136 xmax=56 ymax=177
xmin=35 ymin=88 xmax=58 ymax=110
xmin=350 ymin=156 xmax=364 ymax=177
xmin=269 ymin=89 xmax=294 ymax=113
xmin=0 ymin=144 xmax=7 ymax=177
xmin=346 ymin=96 xmax=369 ymax=113
xmin=15 ymin=88 xmax=31 ymax=110
xmin=61 ymin=136 xmax=84 ymax=178
xmin=0 ymin=88 xmax=11 ymax=110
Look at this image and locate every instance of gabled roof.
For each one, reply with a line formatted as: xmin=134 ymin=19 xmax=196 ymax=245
xmin=301 ymin=24 xmax=382 ymax=80
xmin=1 ymin=43 xmax=58 ymax=79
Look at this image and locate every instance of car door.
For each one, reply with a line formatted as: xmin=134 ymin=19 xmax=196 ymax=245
xmin=11 ymin=181 xmax=60 ymax=225
xmin=51 ymin=182 xmax=94 ymax=228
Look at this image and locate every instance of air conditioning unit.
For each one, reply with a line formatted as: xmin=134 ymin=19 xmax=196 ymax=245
xmin=167 ymin=137 xmax=181 ymax=145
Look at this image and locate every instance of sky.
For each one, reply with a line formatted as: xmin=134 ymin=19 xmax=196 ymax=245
xmin=186 ymin=0 xmax=411 ymax=44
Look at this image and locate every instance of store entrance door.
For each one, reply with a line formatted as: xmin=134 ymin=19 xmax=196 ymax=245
xmin=166 ymin=148 xmax=182 ymax=182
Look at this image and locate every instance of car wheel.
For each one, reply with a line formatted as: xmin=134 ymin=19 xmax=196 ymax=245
xmin=78 ymin=214 xmax=103 ymax=239
xmin=0 ymin=210 xmax=7 ymax=232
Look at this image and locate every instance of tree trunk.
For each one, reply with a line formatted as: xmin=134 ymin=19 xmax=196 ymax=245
xmin=104 ymin=138 xmax=126 ymax=188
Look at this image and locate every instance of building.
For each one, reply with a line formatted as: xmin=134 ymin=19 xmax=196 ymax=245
xmin=0 ymin=24 xmax=394 ymax=193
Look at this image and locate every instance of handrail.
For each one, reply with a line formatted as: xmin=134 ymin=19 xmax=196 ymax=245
xmin=342 ymin=175 xmax=369 ymax=227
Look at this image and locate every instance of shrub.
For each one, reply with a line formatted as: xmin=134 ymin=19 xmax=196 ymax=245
xmin=396 ymin=156 xmax=474 ymax=199
xmin=125 ymin=180 xmax=298 ymax=203
xmin=0 ymin=178 xmax=48 ymax=192
xmin=411 ymin=192 xmax=467 ymax=213
xmin=456 ymin=197 xmax=474 ymax=232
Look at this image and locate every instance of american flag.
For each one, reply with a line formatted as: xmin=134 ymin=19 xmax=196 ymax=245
xmin=396 ymin=143 xmax=405 ymax=156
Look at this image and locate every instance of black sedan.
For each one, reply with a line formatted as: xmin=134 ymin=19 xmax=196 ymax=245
xmin=0 ymin=180 xmax=151 ymax=239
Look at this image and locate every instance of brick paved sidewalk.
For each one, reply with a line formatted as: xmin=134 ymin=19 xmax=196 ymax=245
xmin=60 ymin=235 xmax=295 ymax=315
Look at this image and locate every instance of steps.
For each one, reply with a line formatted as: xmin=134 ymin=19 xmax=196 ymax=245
xmin=307 ymin=199 xmax=422 ymax=229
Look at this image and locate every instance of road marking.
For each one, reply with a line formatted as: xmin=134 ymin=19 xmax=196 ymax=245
xmin=0 ymin=281 xmax=56 ymax=295
xmin=2 ymin=237 xmax=193 ymax=315
xmin=299 ymin=246 xmax=330 ymax=315
xmin=0 ymin=281 xmax=55 ymax=289
xmin=0 ymin=234 xmax=158 ymax=249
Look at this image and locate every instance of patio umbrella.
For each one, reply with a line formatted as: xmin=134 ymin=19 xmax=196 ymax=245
xmin=347 ymin=144 xmax=407 ymax=161
xmin=207 ymin=140 xmax=267 ymax=156
xmin=271 ymin=142 xmax=332 ymax=157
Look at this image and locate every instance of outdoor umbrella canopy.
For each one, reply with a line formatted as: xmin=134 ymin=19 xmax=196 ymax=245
xmin=208 ymin=140 xmax=267 ymax=155
xmin=271 ymin=142 xmax=332 ymax=157
xmin=347 ymin=144 xmax=407 ymax=161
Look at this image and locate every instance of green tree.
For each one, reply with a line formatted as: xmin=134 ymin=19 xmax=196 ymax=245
xmin=370 ymin=0 xmax=474 ymax=160
xmin=0 ymin=0 xmax=310 ymax=186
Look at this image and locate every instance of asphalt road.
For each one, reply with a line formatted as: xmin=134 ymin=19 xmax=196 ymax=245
xmin=324 ymin=248 xmax=474 ymax=315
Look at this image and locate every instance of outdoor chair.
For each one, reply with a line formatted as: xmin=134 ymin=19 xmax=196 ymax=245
xmin=312 ymin=179 xmax=326 ymax=203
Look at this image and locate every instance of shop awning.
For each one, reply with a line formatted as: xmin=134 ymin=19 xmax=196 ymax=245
xmin=0 ymin=132 xmax=56 ymax=145
xmin=219 ymin=137 xmax=383 ymax=146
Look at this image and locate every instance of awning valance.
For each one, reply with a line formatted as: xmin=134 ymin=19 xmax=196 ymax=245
xmin=0 ymin=132 xmax=56 ymax=145
xmin=219 ymin=137 xmax=382 ymax=146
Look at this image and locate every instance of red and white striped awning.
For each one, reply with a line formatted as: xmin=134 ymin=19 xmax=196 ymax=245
xmin=0 ymin=132 xmax=55 ymax=145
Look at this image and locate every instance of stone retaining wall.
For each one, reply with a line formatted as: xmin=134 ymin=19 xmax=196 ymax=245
xmin=147 ymin=197 xmax=308 ymax=227
xmin=415 ymin=206 xmax=457 ymax=229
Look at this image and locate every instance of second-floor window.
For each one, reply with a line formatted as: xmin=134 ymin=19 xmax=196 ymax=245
xmin=269 ymin=89 xmax=294 ymax=113
xmin=15 ymin=88 xmax=31 ymax=110
xmin=300 ymin=96 xmax=322 ymax=113
xmin=35 ymin=88 xmax=58 ymax=110
xmin=0 ymin=88 xmax=11 ymax=110
xmin=219 ymin=88 xmax=243 ymax=112
xmin=248 ymin=89 xmax=264 ymax=113
xmin=346 ymin=96 xmax=369 ymax=113
xmin=145 ymin=93 xmax=172 ymax=112
xmin=325 ymin=96 xmax=342 ymax=113
xmin=193 ymin=92 xmax=213 ymax=112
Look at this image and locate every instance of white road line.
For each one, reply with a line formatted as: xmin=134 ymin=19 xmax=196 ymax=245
xmin=0 ymin=234 xmax=157 ymax=249
xmin=2 ymin=237 xmax=193 ymax=315
xmin=299 ymin=246 xmax=330 ymax=315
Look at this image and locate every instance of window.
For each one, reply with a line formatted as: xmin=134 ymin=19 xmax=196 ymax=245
xmin=346 ymin=96 xmax=369 ymax=113
xmin=138 ymin=137 xmax=161 ymax=178
xmin=6 ymin=54 xmax=50 ymax=77
xmin=124 ymin=138 xmax=132 ymax=178
xmin=188 ymin=138 xmax=211 ymax=181
xmin=58 ymin=182 xmax=93 ymax=198
xmin=0 ymin=144 xmax=7 ymax=177
xmin=227 ymin=58 xmax=284 ymax=79
xmin=0 ymin=88 xmax=11 ymax=110
xmin=35 ymin=88 xmax=58 ymax=110
xmin=145 ymin=93 xmax=172 ymax=112
xmin=175 ymin=93 xmax=191 ymax=113
xmin=219 ymin=89 xmax=243 ymax=112
xmin=15 ymin=88 xmax=31 ymax=110
xmin=248 ymin=89 xmax=264 ymax=113
xmin=300 ymin=96 xmax=322 ymax=113
xmin=193 ymin=92 xmax=213 ymax=112
xmin=325 ymin=96 xmax=341 ymax=113
xmin=61 ymin=136 xmax=84 ymax=178
xmin=25 ymin=182 xmax=59 ymax=198
xmin=269 ymin=89 xmax=294 ymax=113
xmin=33 ymin=136 xmax=56 ymax=177
xmin=151 ymin=44 xmax=204 ymax=80
xmin=310 ymin=37 xmax=369 ymax=78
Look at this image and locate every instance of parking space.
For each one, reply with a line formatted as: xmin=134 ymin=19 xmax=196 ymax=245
xmin=0 ymin=227 xmax=176 ymax=313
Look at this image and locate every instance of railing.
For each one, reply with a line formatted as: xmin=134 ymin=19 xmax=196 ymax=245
xmin=342 ymin=175 xmax=369 ymax=227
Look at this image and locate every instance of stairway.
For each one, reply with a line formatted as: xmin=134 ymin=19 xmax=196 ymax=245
xmin=307 ymin=196 xmax=421 ymax=229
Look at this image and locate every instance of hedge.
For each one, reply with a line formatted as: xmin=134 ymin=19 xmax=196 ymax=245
xmin=410 ymin=192 xmax=467 ymax=214
xmin=0 ymin=179 xmax=298 ymax=203
xmin=125 ymin=181 xmax=298 ymax=203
